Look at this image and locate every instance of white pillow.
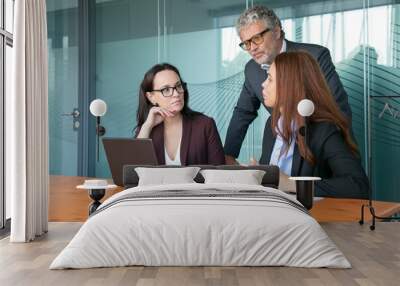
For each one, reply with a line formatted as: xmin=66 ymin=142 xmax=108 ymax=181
xmin=135 ymin=167 xmax=200 ymax=186
xmin=200 ymin=169 xmax=266 ymax=185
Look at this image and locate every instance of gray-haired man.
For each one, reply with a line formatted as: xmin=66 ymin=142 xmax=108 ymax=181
xmin=224 ymin=6 xmax=352 ymax=165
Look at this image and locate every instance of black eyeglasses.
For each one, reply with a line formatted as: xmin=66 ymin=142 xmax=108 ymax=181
xmin=152 ymin=82 xmax=186 ymax=97
xmin=239 ymin=28 xmax=271 ymax=51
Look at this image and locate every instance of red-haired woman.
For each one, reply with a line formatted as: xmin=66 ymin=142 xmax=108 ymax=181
xmin=260 ymin=51 xmax=369 ymax=199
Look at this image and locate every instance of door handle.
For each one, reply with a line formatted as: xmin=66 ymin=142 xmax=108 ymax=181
xmin=61 ymin=108 xmax=80 ymax=130
xmin=61 ymin=109 xmax=80 ymax=118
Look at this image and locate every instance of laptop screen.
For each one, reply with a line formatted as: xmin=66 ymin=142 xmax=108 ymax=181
xmin=102 ymin=138 xmax=158 ymax=186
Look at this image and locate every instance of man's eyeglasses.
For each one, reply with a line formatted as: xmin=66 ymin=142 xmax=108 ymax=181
xmin=239 ymin=28 xmax=271 ymax=51
xmin=152 ymin=82 xmax=186 ymax=97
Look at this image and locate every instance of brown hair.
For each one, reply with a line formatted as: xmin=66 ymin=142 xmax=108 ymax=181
xmin=135 ymin=63 xmax=201 ymax=134
xmin=271 ymin=51 xmax=357 ymax=164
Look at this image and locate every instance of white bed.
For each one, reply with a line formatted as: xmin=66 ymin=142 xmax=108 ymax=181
xmin=50 ymin=183 xmax=350 ymax=269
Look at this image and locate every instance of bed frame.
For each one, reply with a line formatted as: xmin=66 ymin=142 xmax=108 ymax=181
xmin=122 ymin=164 xmax=280 ymax=189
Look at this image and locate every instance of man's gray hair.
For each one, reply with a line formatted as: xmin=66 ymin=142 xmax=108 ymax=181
xmin=236 ymin=5 xmax=284 ymax=38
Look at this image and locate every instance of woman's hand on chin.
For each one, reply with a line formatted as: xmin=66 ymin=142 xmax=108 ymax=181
xmin=145 ymin=106 xmax=174 ymax=128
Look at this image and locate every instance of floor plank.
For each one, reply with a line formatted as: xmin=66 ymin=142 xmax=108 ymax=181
xmin=1 ymin=222 xmax=399 ymax=285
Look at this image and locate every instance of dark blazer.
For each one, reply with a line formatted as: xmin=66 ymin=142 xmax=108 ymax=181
xmin=259 ymin=118 xmax=369 ymax=199
xmin=224 ymin=40 xmax=352 ymax=158
xmin=138 ymin=114 xmax=225 ymax=165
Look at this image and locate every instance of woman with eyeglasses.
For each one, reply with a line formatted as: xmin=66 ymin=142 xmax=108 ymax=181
xmin=135 ymin=63 xmax=225 ymax=165
xmin=260 ymin=51 xmax=369 ymax=199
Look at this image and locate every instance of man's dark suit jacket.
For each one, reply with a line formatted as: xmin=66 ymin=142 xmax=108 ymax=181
xmin=224 ymin=40 xmax=352 ymax=158
xmin=259 ymin=118 xmax=369 ymax=199
xmin=141 ymin=114 xmax=225 ymax=165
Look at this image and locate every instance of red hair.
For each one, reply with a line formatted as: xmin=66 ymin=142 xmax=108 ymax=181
xmin=271 ymin=51 xmax=357 ymax=164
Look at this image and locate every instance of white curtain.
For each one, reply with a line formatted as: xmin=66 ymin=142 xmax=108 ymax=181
xmin=7 ymin=0 xmax=49 ymax=242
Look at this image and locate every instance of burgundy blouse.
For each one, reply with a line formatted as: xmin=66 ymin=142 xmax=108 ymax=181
xmin=137 ymin=114 xmax=225 ymax=165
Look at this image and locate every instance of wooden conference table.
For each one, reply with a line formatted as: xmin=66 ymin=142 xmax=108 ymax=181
xmin=49 ymin=175 xmax=400 ymax=222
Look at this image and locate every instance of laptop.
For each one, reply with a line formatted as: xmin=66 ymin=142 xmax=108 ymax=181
xmin=102 ymin=138 xmax=158 ymax=186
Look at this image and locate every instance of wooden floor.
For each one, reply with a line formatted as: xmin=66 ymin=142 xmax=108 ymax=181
xmin=1 ymin=222 xmax=399 ymax=286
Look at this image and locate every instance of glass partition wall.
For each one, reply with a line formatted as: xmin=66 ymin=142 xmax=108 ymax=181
xmin=48 ymin=0 xmax=400 ymax=202
xmin=47 ymin=0 xmax=80 ymax=176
